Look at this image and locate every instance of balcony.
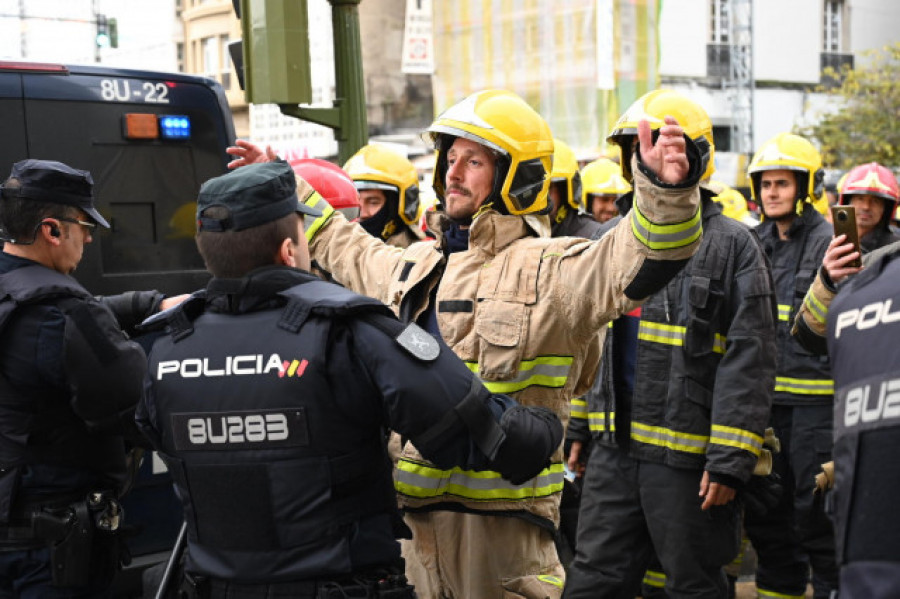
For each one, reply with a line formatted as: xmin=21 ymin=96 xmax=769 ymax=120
xmin=820 ymin=52 xmax=854 ymax=88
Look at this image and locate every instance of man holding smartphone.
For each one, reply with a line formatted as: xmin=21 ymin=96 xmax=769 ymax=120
xmin=836 ymin=162 xmax=900 ymax=254
xmin=743 ymin=133 xmax=838 ymax=599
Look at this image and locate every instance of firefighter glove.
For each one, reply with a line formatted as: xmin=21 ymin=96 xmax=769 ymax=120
xmin=741 ymin=471 xmax=783 ymax=517
xmin=814 ymin=461 xmax=835 ymax=494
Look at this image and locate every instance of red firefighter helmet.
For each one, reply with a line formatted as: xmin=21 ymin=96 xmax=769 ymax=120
xmin=290 ymin=158 xmax=360 ymax=221
xmin=839 ymin=162 xmax=899 ymax=206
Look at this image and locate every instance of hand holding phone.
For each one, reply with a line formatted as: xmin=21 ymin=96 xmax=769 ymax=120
xmin=830 ymin=206 xmax=862 ymax=269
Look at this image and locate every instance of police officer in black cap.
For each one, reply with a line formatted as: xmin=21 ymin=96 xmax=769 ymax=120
xmin=0 ymin=159 xmax=181 ymax=596
xmin=136 ymin=160 xmax=563 ymax=598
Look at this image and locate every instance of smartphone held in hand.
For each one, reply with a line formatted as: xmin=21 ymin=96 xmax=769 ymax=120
xmin=830 ymin=205 xmax=862 ymax=268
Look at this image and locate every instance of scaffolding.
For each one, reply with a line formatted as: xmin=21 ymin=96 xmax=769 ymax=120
xmin=725 ymin=0 xmax=754 ymax=155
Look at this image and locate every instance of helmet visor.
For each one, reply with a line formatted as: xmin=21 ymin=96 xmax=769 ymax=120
xmin=571 ymin=172 xmax=584 ymax=210
xmin=401 ymin=186 xmax=421 ymax=225
xmin=505 ymin=158 xmax=548 ymax=214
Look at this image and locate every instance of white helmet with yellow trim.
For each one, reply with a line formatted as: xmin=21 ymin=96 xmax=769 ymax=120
xmin=607 ymin=89 xmax=715 ymax=182
xmin=424 ymin=89 xmax=554 ymax=215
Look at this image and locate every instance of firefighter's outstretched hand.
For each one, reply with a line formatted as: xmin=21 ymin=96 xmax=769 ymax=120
xmin=638 ymin=116 xmax=690 ymax=185
xmin=226 ymin=139 xmax=277 ymax=169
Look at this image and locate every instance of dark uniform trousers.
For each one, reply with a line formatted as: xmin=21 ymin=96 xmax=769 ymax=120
xmin=748 ymin=209 xmax=838 ymax=599
xmin=563 ymin=444 xmax=741 ymax=599
xmin=744 ymin=404 xmax=837 ymax=598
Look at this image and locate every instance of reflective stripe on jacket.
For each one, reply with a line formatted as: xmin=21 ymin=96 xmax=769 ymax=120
xmin=793 ymin=239 xmax=900 ymax=352
xmin=307 ymin=158 xmax=702 ymax=526
xmin=568 ymin=197 xmax=776 ymax=481
xmin=756 ymin=209 xmax=834 ymax=405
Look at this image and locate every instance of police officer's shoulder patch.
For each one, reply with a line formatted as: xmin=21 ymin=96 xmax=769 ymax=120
xmin=396 ymin=323 xmax=440 ymax=362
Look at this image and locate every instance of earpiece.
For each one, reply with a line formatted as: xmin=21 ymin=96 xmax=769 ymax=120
xmin=49 ymin=225 xmax=60 ymax=238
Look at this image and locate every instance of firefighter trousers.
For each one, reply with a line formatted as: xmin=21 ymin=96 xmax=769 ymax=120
xmin=744 ymin=404 xmax=838 ymax=599
xmin=563 ymin=444 xmax=741 ymax=599
xmin=401 ymin=510 xmax=564 ymax=599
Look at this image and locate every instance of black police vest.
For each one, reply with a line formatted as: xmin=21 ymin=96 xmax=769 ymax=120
xmin=149 ymin=281 xmax=399 ymax=582
xmin=0 ymin=266 xmax=127 ymax=515
xmin=827 ymin=252 xmax=900 ymax=565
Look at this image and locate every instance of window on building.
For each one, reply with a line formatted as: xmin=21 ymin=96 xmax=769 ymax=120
xmin=712 ymin=125 xmax=732 ymax=153
xmin=219 ymin=35 xmax=231 ymax=89
xmin=710 ymin=0 xmax=730 ymax=44
xmin=176 ymin=42 xmax=184 ymax=73
xmin=202 ymin=36 xmax=217 ymax=79
xmin=823 ymin=0 xmax=843 ymax=52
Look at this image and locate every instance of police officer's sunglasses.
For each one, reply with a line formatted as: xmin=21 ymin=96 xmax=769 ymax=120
xmin=48 ymin=216 xmax=97 ymax=232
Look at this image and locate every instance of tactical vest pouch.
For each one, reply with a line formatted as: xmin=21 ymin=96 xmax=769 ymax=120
xmin=48 ymin=501 xmax=93 ymax=587
xmin=0 ymin=467 xmax=21 ymax=525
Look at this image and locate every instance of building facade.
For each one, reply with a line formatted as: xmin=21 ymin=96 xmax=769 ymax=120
xmin=180 ymin=0 xmax=249 ymax=138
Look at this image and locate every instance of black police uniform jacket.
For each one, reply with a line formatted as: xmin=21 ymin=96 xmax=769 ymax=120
xmin=0 ymin=256 xmax=149 ymax=523
xmin=755 ymin=207 xmax=834 ymax=405
xmin=568 ymin=194 xmax=776 ymax=485
xmin=827 ymin=250 xmax=900 ymax=571
xmin=136 ymin=266 xmax=509 ymax=583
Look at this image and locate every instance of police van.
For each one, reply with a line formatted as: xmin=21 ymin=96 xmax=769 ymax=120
xmin=0 ymin=60 xmax=236 ymax=594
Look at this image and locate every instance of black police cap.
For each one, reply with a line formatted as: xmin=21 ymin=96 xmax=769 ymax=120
xmin=197 ymin=160 xmax=322 ymax=232
xmin=2 ymin=159 xmax=110 ymax=228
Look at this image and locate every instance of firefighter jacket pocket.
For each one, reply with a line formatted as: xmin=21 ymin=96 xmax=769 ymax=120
xmin=683 ymin=377 xmax=713 ymax=411
xmin=686 ymin=275 xmax=723 ymax=358
xmin=474 ymin=300 xmax=525 ymax=381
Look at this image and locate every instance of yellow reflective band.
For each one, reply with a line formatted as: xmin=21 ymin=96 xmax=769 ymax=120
xmin=713 ymin=334 xmax=726 ymax=354
xmin=630 ymin=203 xmax=702 ymax=250
xmin=631 ymin=421 xmax=709 ymax=454
xmin=775 ymin=376 xmax=834 ymax=396
xmin=757 ymin=588 xmax=806 ymax=599
xmin=777 ymin=304 xmax=792 ymax=322
xmin=537 ymin=575 xmax=564 ymax=589
xmin=710 ymin=424 xmax=763 ymax=455
xmin=588 ymin=411 xmax=615 ymax=432
xmin=464 ymin=356 xmax=573 ymax=394
xmin=303 ymin=192 xmax=335 ymax=241
xmin=638 ymin=321 xmax=727 ymax=354
xmin=642 ymin=569 xmax=666 ymax=588
xmin=395 ymin=460 xmax=565 ymax=501
xmin=570 ymin=398 xmax=588 ymax=420
xmin=803 ymin=290 xmax=828 ymax=324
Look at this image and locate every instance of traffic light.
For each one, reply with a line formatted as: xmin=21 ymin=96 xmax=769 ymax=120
xmin=109 ymin=18 xmax=118 ymax=49
xmin=233 ymin=0 xmax=312 ymax=105
xmin=96 ymin=14 xmax=110 ymax=48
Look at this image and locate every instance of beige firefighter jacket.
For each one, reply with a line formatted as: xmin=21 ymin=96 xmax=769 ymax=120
xmin=795 ymin=270 xmax=835 ymax=339
xmin=305 ymin=159 xmax=702 ymax=527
